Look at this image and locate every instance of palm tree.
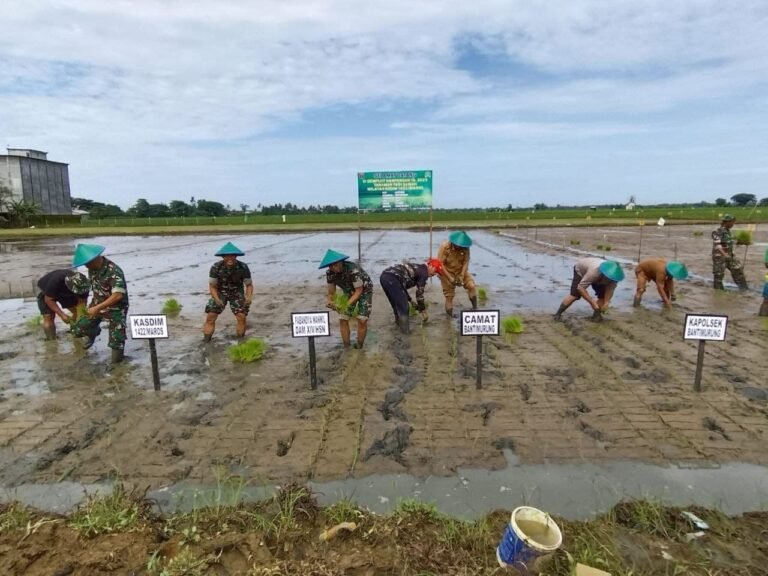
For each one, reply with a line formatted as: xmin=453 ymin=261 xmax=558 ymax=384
xmin=8 ymin=199 xmax=40 ymax=227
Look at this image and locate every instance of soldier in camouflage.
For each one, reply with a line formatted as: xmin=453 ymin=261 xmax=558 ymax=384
xmin=203 ymin=242 xmax=253 ymax=341
xmin=70 ymin=244 xmax=130 ymax=363
xmin=320 ymin=249 xmax=373 ymax=349
xmin=380 ymin=258 xmax=444 ymax=334
xmin=712 ymin=214 xmax=748 ymax=290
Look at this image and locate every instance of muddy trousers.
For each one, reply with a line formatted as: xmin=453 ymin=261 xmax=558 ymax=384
xmin=713 ymin=256 xmax=747 ymax=290
xmin=72 ymin=308 xmax=128 ymax=350
xmin=380 ymin=272 xmax=410 ymax=332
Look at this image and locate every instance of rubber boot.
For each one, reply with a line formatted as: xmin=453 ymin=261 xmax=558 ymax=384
xmin=590 ymin=309 xmax=603 ymax=323
xmin=553 ymin=304 xmax=567 ymax=321
xmin=397 ymin=315 xmax=410 ymax=334
xmin=43 ymin=325 xmax=57 ymax=340
xmin=632 ymin=296 xmax=641 ymax=307
xmin=713 ymin=280 xmax=725 ymax=290
xmin=760 ymin=300 xmax=768 ymax=317
xmin=111 ymin=348 xmax=124 ymax=364
xmin=203 ymin=333 xmax=212 ymax=343
xmin=469 ymin=296 xmax=478 ymax=310
xmin=82 ymin=333 xmax=98 ymax=349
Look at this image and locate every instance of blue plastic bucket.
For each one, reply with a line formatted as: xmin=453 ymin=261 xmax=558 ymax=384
xmin=496 ymin=506 xmax=563 ymax=572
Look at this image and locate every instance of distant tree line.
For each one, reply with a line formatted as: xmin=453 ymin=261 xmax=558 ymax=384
xmin=71 ymin=194 xmax=768 ymax=218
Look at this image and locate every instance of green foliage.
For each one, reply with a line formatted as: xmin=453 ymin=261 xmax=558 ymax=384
xmin=477 ymin=286 xmax=488 ymax=303
xmin=69 ymin=484 xmax=146 ymax=536
xmin=333 ymin=292 xmax=358 ymax=317
xmin=0 ymin=502 xmax=33 ymax=533
xmin=26 ymin=315 xmax=43 ymax=328
xmin=734 ymin=230 xmax=753 ymax=245
xmin=730 ymin=193 xmax=756 ymax=206
xmin=569 ymin=239 xmax=581 ymax=245
xmin=228 ymin=338 xmax=267 ymax=363
xmin=147 ymin=547 xmax=211 ymax=576
xmin=501 ymin=316 xmax=524 ymax=335
xmin=596 ymin=244 xmax=612 ymax=251
xmin=7 ymin=200 xmax=40 ymax=227
xmin=393 ymin=499 xmax=440 ymax=521
xmin=161 ymin=298 xmax=183 ymax=314
xmin=692 ymin=230 xmax=704 ymax=237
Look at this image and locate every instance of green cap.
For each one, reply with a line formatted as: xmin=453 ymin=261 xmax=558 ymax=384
xmin=72 ymin=244 xmax=105 ymax=267
xmin=665 ymin=261 xmax=688 ymax=280
xmin=721 ymin=214 xmax=735 ymax=222
xmin=215 ymin=242 xmax=245 ymax=256
xmin=319 ymin=249 xmax=349 ymax=269
xmin=64 ymin=272 xmax=90 ymax=295
xmin=599 ymin=260 xmax=625 ymax=282
xmin=449 ymin=230 xmax=472 ymax=248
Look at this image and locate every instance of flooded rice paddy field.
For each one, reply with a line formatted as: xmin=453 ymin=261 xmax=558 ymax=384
xmin=0 ymin=227 xmax=767 ymax=516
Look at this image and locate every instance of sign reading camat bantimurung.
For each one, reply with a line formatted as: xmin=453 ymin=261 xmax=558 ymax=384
xmin=357 ymin=171 xmax=433 ymax=210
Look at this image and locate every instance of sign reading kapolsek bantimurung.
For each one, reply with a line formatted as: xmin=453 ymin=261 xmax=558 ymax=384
xmin=683 ymin=314 xmax=729 ymax=392
xmin=129 ymin=314 xmax=168 ymax=391
xmin=291 ymin=312 xmax=331 ymax=390
xmin=461 ymin=310 xmax=500 ymax=389
xmin=683 ymin=314 xmax=728 ymax=341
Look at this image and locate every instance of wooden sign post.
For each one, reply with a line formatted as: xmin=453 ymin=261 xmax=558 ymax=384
xmin=683 ymin=314 xmax=728 ymax=392
xmin=129 ymin=314 xmax=169 ymax=391
xmin=460 ymin=310 xmax=500 ymax=390
xmin=292 ymin=312 xmax=331 ymax=390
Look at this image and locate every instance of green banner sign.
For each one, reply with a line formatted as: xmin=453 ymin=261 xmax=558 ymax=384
xmin=357 ymin=170 xmax=433 ymax=211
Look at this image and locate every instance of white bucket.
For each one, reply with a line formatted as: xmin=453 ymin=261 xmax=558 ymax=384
xmin=496 ymin=506 xmax=563 ymax=572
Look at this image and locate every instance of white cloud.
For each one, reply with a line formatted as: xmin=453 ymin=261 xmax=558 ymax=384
xmin=1 ymin=0 xmax=767 ymax=206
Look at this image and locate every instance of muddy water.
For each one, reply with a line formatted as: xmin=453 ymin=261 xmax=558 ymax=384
xmin=3 ymin=457 xmax=767 ymax=521
xmin=1 ymin=229 xmax=767 ymax=519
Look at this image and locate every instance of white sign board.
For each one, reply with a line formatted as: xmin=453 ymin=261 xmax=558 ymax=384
xmin=129 ymin=314 xmax=169 ymax=339
xmin=461 ymin=310 xmax=500 ymax=336
xmin=683 ymin=314 xmax=728 ymax=341
xmin=292 ymin=312 xmax=330 ymax=338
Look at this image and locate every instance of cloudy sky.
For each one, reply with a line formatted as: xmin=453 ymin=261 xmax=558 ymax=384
xmin=2 ymin=1 xmax=767 ymax=209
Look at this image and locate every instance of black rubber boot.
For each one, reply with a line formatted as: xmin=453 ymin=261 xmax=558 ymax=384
xmin=553 ymin=304 xmax=567 ymax=321
xmin=43 ymin=325 xmax=56 ymax=340
xmin=470 ymin=296 xmax=478 ymax=310
xmin=713 ymin=280 xmax=725 ymax=290
xmin=397 ymin=316 xmax=410 ymax=334
xmin=632 ymin=296 xmax=641 ymax=307
xmin=82 ymin=333 xmax=98 ymax=349
xmin=111 ymin=348 xmax=124 ymax=364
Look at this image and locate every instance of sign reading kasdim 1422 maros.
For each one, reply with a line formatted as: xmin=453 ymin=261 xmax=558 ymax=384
xmin=683 ymin=314 xmax=728 ymax=341
xmin=357 ymin=171 xmax=432 ymax=211
xmin=129 ymin=315 xmax=169 ymax=339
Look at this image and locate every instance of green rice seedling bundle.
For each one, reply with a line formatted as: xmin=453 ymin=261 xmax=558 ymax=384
xmin=734 ymin=230 xmax=752 ymax=245
xmin=477 ymin=287 xmax=488 ymax=303
xmin=161 ymin=298 xmax=183 ymax=314
xmin=333 ymin=292 xmax=357 ymax=316
xmin=501 ymin=315 xmax=524 ymax=335
xmin=228 ymin=338 xmax=267 ymax=363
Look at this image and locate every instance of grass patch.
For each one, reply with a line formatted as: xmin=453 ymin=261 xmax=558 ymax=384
xmin=501 ymin=315 xmax=524 ymax=335
xmin=569 ymin=238 xmax=581 ymax=245
xmin=0 ymin=502 xmax=34 ymax=533
xmin=26 ymin=315 xmax=42 ymax=328
xmin=393 ymin=499 xmax=440 ymax=522
xmin=324 ymin=498 xmax=365 ymax=525
xmin=692 ymin=230 xmax=704 ymax=237
xmin=477 ymin=286 xmax=488 ymax=303
xmin=147 ymin=547 xmax=214 ymax=576
xmin=69 ymin=484 xmax=148 ymax=536
xmin=161 ymin=298 xmax=183 ymax=314
xmin=734 ymin=230 xmax=753 ymax=245
xmin=228 ymin=338 xmax=267 ymax=363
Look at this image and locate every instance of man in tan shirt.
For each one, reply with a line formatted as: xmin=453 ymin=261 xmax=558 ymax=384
xmin=634 ymin=259 xmax=688 ymax=309
xmin=437 ymin=230 xmax=477 ymax=316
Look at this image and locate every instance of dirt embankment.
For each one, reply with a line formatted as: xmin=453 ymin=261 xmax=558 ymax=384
xmin=2 ymin=486 xmax=768 ymax=576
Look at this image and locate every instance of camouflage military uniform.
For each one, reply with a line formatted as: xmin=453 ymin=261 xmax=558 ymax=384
xmin=72 ymin=257 xmax=129 ymax=349
xmin=205 ymin=260 xmax=252 ymax=315
xmin=326 ymin=261 xmax=373 ymax=320
xmin=712 ymin=226 xmax=747 ymax=290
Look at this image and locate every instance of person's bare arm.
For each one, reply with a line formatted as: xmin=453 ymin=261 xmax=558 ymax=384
xmin=87 ymin=292 xmax=124 ymax=317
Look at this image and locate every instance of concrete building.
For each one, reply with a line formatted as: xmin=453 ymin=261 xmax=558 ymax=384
xmin=0 ymin=148 xmax=72 ymax=214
